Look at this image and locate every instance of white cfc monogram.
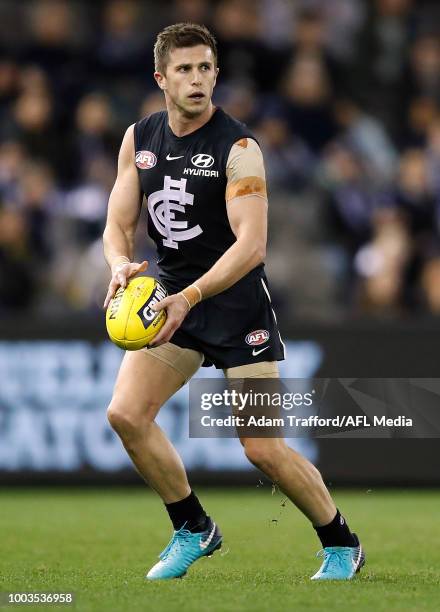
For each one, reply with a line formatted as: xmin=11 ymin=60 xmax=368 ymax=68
xmin=147 ymin=176 xmax=203 ymax=249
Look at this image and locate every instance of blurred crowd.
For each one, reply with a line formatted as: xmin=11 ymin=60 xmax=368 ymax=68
xmin=1 ymin=0 xmax=440 ymax=321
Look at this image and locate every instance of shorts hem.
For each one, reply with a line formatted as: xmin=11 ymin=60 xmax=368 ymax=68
xmin=212 ymin=352 xmax=285 ymax=369
xmin=140 ymin=343 xmax=203 ymax=383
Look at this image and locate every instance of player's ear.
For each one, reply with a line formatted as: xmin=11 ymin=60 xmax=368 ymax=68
xmin=154 ymin=71 xmax=166 ymax=91
xmin=213 ymin=66 xmax=219 ymax=87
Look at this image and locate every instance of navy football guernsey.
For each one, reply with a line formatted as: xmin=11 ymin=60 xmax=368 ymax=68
xmin=133 ymin=107 xmax=264 ymax=288
xmin=133 ymin=107 xmax=284 ymax=368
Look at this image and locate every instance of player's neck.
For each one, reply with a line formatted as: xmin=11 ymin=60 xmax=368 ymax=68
xmin=167 ymin=102 xmax=216 ymax=137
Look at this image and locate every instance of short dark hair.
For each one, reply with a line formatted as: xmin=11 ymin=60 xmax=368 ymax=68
xmin=154 ymin=23 xmax=218 ymax=73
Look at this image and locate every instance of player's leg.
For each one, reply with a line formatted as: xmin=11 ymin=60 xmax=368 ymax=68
xmin=107 ymin=343 xmax=222 ymax=580
xmin=225 ymin=361 xmax=365 ymax=579
xmin=107 ymin=345 xmax=201 ymax=502
xmin=226 ymin=362 xmax=335 ymax=524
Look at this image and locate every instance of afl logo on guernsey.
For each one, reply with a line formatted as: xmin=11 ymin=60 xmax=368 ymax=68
xmin=136 ymin=150 xmax=157 ymax=170
xmin=245 ymin=330 xmax=270 ymax=346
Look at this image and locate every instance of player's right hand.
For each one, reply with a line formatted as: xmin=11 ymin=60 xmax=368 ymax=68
xmin=103 ymin=260 xmax=148 ymax=309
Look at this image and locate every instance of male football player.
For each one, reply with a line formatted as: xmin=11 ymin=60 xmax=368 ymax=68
xmin=103 ymin=23 xmax=365 ymax=581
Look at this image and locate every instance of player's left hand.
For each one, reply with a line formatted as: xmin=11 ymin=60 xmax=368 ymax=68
xmin=149 ymin=294 xmax=190 ymax=347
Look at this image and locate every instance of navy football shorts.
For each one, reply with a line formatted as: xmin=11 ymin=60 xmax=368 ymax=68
xmin=160 ymin=270 xmax=285 ymax=369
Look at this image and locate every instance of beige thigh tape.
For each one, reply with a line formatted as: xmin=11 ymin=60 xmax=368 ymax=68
xmin=141 ymin=342 xmax=204 ymax=384
xmin=223 ymin=361 xmax=279 ymax=379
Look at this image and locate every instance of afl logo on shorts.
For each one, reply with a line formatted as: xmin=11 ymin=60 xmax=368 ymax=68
xmin=136 ymin=150 xmax=157 ymax=170
xmin=191 ymin=153 xmax=214 ymax=168
xmin=245 ymin=329 xmax=270 ymax=346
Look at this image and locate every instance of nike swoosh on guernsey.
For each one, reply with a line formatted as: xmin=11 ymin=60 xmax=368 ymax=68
xmin=166 ymin=154 xmax=184 ymax=161
xmin=200 ymin=523 xmax=216 ymax=550
xmin=252 ymin=346 xmax=269 ymax=356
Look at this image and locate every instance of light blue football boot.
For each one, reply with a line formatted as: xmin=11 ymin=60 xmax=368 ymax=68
xmin=146 ymin=518 xmax=222 ymax=580
xmin=311 ymin=534 xmax=365 ymax=580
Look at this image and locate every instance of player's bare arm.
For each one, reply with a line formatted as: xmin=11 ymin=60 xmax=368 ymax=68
xmin=103 ymin=124 xmax=148 ymax=308
xmin=150 ymin=139 xmax=267 ymax=346
xmin=195 ymin=139 xmax=268 ymax=297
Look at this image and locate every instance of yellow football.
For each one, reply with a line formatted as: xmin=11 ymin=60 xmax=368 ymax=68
xmin=106 ymin=276 xmax=167 ymax=350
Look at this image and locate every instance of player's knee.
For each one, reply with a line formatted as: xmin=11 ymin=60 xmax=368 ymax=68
xmin=107 ymin=403 xmax=136 ymax=435
xmin=243 ymin=441 xmax=268 ymax=469
xmin=107 ymin=397 xmax=157 ymax=437
xmin=243 ymin=439 xmax=285 ymax=475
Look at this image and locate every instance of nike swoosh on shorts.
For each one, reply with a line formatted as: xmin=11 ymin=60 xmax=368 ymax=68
xmin=252 ymin=346 xmax=269 ymax=356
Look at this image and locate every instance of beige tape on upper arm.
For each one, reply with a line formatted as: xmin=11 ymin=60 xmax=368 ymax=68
xmin=226 ymin=138 xmax=267 ymax=202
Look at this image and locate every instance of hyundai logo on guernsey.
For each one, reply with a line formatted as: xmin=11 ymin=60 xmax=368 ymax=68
xmin=183 ymin=153 xmax=219 ymax=177
xmin=192 ymin=154 xmax=214 ymax=168
xmin=135 ymin=150 xmax=157 ymax=170
xmin=245 ymin=330 xmax=270 ymax=346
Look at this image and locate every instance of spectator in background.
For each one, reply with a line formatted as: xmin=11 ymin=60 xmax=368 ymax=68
xmin=0 ymin=56 xmax=20 ymax=120
xmin=355 ymin=148 xmax=437 ymax=314
xmin=280 ymin=7 xmax=345 ymax=93
xmin=402 ymin=96 xmax=438 ymax=148
xmin=73 ymin=92 xmax=118 ymax=181
xmin=212 ymin=0 xmax=276 ymax=92
xmin=256 ymin=114 xmax=314 ymax=192
xmin=334 ymin=98 xmax=397 ymax=185
xmin=420 ymin=250 xmax=440 ymax=314
xmin=320 ymin=0 xmax=365 ymax=62
xmin=215 ymin=80 xmax=258 ymax=126
xmin=8 ymin=73 xmax=70 ymax=182
xmin=394 ymin=149 xmax=437 ymax=240
xmin=409 ymin=33 xmax=440 ymax=103
xmin=22 ymin=0 xmax=86 ymax=115
xmin=19 ymin=65 xmax=50 ymax=97
xmin=14 ymin=90 xmax=61 ymax=166
xmin=0 ymin=206 xmax=36 ymax=311
xmin=280 ymin=54 xmax=337 ymax=153
xmin=426 ymin=118 xmax=440 ymax=198
xmin=0 ymin=140 xmax=25 ymax=203
xmin=96 ymin=0 xmax=148 ymax=77
xmin=139 ymin=90 xmax=166 ymax=120
xmin=171 ymin=0 xmax=210 ymax=25
xmin=18 ymin=160 xmax=56 ymax=262
xmin=347 ymin=0 xmax=413 ymax=140
xmin=320 ymin=142 xmax=376 ymax=261
xmin=354 ymin=209 xmax=411 ymax=315
xmin=60 ymin=158 xmax=110 ymax=247
xmin=94 ymin=0 xmax=152 ymax=123
xmin=48 ymin=154 xmax=114 ymax=312
xmin=393 ymin=148 xmax=439 ymax=310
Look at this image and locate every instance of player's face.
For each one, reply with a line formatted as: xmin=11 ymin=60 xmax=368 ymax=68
xmin=155 ymin=45 xmax=218 ymax=118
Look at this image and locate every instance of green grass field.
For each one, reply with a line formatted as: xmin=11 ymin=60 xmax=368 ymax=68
xmin=1 ymin=488 xmax=439 ymax=612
